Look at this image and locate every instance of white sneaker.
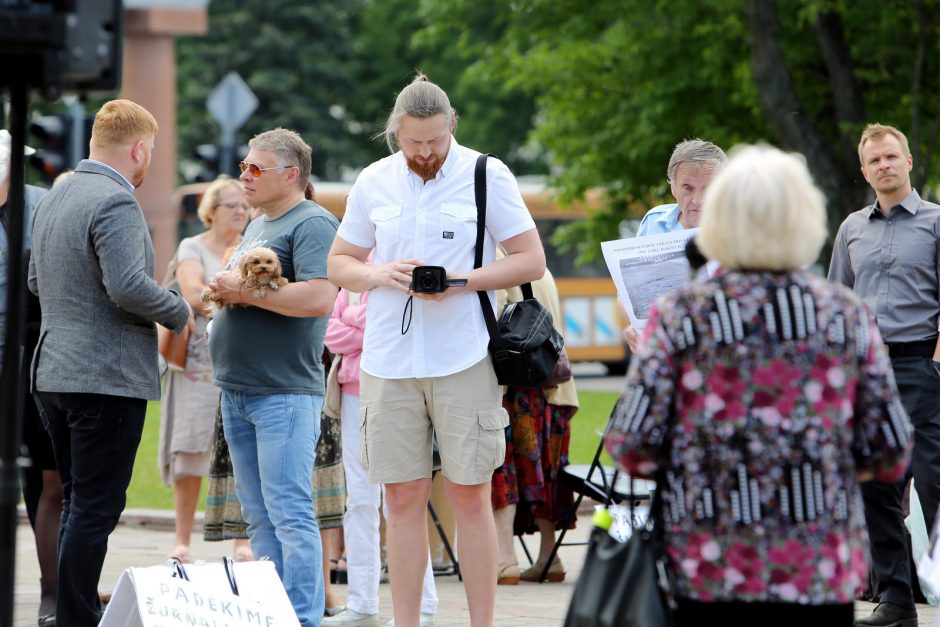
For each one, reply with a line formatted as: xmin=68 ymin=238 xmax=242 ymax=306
xmin=322 ymin=609 xmax=381 ymax=626
xmin=384 ymin=613 xmax=434 ymax=626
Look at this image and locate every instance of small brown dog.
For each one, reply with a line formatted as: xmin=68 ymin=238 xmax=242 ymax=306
xmin=201 ymin=246 xmax=288 ymax=315
xmin=239 ymin=246 xmax=288 ymax=297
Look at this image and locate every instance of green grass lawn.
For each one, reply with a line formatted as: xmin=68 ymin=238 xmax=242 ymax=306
xmin=126 ymin=390 xmax=621 ymax=510
xmin=125 ymin=401 xmax=207 ymax=511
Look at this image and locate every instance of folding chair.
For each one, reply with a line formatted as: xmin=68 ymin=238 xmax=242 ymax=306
xmin=530 ymin=420 xmax=653 ymax=583
xmin=427 ymin=494 xmax=461 ymax=581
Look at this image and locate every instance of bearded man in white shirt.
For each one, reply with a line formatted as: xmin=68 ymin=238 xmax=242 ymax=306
xmin=328 ymin=74 xmax=545 ymax=627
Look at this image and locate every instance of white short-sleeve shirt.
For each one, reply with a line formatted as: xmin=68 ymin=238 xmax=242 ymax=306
xmin=337 ymin=138 xmax=536 ymax=379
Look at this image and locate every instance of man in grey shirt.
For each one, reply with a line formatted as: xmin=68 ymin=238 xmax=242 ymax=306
xmin=829 ymin=123 xmax=940 ymax=627
xmin=208 ymin=128 xmax=339 ymax=626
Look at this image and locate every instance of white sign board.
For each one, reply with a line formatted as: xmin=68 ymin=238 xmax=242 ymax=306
xmin=100 ymin=560 xmax=300 ymax=627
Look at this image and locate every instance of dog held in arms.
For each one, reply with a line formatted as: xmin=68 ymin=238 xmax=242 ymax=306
xmin=202 ymin=246 xmax=288 ymax=315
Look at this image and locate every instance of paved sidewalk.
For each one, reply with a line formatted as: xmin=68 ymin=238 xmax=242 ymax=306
xmin=12 ymin=508 xmax=940 ymax=626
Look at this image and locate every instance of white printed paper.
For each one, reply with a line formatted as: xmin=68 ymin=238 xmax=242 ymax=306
xmin=601 ymin=229 xmax=698 ymax=330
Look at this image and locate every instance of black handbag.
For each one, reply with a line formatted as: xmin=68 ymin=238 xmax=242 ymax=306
xmin=472 ymin=154 xmax=564 ymax=387
xmin=564 ymin=468 xmax=676 ymax=626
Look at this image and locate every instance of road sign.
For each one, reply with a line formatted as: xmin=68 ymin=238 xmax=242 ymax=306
xmin=206 ymin=71 xmax=257 ymax=134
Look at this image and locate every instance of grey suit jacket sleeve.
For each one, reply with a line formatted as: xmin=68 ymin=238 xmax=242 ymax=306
xmin=28 ymin=244 xmax=37 ymax=296
xmin=93 ymin=194 xmax=189 ymax=332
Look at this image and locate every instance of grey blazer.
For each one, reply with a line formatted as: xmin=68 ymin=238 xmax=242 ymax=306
xmin=28 ymin=160 xmax=189 ymax=400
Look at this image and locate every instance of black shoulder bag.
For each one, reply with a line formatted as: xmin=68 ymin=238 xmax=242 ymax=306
xmin=473 ymin=153 xmax=564 ymax=387
xmin=564 ymin=400 xmax=677 ymax=627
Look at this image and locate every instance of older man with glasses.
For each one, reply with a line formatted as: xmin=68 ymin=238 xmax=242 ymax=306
xmin=208 ymin=128 xmax=339 ymax=625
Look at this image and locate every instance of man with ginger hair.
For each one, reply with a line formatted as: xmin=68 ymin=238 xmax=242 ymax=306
xmin=829 ymin=123 xmax=940 ymax=627
xmin=28 ymin=99 xmax=195 ymax=627
xmin=328 ymin=74 xmax=545 ymax=627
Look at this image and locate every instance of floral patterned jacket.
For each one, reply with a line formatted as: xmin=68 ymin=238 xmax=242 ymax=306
xmin=606 ymin=269 xmax=911 ymax=605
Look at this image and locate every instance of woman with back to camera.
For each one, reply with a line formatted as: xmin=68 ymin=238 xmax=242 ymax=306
xmin=492 ymin=266 xmax=579 ymax=585
xmin=606 ymin=145 xmax=912 ymax=625
xmin=159 ymin=175 xmax=251 ymax=563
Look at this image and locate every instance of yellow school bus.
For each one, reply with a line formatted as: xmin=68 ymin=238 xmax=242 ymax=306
xmin=172 ymin=179 xmax=628 ymax=372
xmin=516 ymin=182 xmax=628 ymax=373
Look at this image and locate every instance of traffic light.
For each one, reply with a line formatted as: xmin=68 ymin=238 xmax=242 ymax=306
xmin=192 ymin=144 xmax=220 ymax=182
xmin=29 ymin=114 xmax=71 ymax=186
xmin=188 ymin=143 xmax=250 ymax=182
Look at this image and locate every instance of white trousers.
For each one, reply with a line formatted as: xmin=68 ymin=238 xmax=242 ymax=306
xmin=340 ymin=392 xmax=438 ymax=615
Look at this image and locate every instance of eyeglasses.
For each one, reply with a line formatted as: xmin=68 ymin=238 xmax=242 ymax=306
xmin=239 ymin=161 xmax=294 ymax=177
xmin=218 ymin=201 xmax=250 ymax=211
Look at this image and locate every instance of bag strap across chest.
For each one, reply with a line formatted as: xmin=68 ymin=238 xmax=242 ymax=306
xmin=473 ymin=153 xmax=534 ymax=362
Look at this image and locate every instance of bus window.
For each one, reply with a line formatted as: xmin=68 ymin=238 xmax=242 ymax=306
xmin=527 ymin=199 xmax=628 ymax=374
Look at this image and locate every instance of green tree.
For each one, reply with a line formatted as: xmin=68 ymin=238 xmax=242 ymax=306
xmin=347 ymin=0 xmax=546 ymax=175
xmin=421 ymin=0 xmax=940 ymax=262
xmin=176 ymin=0 xmax=364 ymax=181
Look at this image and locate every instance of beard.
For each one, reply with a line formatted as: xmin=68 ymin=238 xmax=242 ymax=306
xmin=131 ymin=163 xmax=148 ymax=189
xmin=406 ymin=154 xmax=444 ymax=181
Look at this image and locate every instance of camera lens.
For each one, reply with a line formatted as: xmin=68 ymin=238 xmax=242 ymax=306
xmin=419 ymin=273 xmax=437 ymax=290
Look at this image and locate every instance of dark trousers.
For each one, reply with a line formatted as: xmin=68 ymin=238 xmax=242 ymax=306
xmin=34 ymin=391 xmax=146 ymax=627
xmin=862 ymin=356 xmax=940 ymax=608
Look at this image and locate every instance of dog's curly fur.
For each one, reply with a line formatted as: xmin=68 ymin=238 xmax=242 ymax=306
xmin=201 ymin=246 xmax=288 ymax=316
xmin=239 ymin=247 xmax=288 ymax=297
xmin=200 ymin=284 xmax=225 ymax=316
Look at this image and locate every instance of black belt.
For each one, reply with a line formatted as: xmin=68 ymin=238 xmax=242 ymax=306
xmin=885 ymin=338 xmax=937 ymax=358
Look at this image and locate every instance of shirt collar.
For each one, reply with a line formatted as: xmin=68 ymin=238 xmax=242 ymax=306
xmin=658 ymin=204 xmax=682 ymax=229
xmin=86 ymin=159 xmax=135 ymax=192
xmin=869 ymin=189 xmax=922 ymax=218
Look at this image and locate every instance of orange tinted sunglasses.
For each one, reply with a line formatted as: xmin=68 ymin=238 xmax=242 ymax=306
xmin=239 ymin=161 xmax=294 ymax=177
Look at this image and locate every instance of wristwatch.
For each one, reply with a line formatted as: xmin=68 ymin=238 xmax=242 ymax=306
xmin=932 ymin=359 xmax=940 ymax=372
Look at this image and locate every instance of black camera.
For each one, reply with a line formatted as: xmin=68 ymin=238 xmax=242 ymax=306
xmin=410 ymin=266 xmax=468 ymax=293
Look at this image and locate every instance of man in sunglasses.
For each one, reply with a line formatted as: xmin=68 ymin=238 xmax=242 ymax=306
xmin=328 ymin=74 xmax=545 ymax=627
xmin=207 ymin=128 xmax=339 ymax=625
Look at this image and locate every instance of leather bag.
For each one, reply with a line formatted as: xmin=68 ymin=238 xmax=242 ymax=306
xmin=544 ymin=349 xmax=572 ymax=387
xmin=157 ymin=250 xmax=189 ymax=371
xmin=472 ymin=154 xmax=564 ymax=387
xmin=564 ymin=475 xmax=676 ymax=627
xmin=158 ymin=323 xmax=190 ymax=372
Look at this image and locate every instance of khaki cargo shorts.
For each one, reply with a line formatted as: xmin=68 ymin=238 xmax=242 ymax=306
xmin=359 ymin=357 xmax=509 ymax=486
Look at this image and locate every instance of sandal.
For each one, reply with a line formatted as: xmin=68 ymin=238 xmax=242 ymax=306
xmin=496 ymin=563 xmax=520 ymax=585
xmin=520 ymin=557 xmax=566 ymax=583
xmin=37 ymin=614 xmax=56 ymax=627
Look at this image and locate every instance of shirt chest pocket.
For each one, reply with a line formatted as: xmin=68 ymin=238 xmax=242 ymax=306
xmin=440 ymin=203 xmax=477 ymax=243
xmin=371 ymin=204 xmax=402 ymax=247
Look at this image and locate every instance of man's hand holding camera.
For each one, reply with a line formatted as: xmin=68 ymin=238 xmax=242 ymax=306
xmin=409 ymin=265 xmax=469 ymax=301
xmin=365 ymin=259 xmax=422 ymax=293
xmin=362 ymin=260 xmax=469 ymax=300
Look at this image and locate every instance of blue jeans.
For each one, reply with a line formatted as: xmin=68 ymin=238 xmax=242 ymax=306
xmin=221 ymin=390 xmax=324 ymax=625
xmin=34 ymin=391 xmax=146 ymax=627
